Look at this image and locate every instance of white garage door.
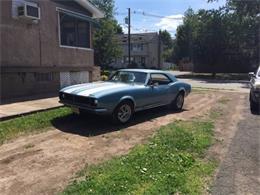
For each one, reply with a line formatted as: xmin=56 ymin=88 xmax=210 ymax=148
xmin=60 ymin=71 xmax=89 ymax=88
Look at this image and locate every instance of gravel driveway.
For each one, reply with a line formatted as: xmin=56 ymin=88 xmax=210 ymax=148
xmin=212 ymin=100 xmax=260 ymax=195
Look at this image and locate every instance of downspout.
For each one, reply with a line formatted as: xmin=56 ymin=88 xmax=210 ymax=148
xmin=38 ymin=23 xmax=42 ymax=67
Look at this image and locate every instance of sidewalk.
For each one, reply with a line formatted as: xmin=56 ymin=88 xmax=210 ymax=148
xmin=0 ymin=97 xmax=62 ymax=121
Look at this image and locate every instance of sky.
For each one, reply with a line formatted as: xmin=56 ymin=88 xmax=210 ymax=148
xmin=114 ymin=0 xmax=226 ymax=37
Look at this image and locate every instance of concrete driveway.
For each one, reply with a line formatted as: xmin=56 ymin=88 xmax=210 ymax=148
xmin=212 ymin=100 xmax=260 ymax=195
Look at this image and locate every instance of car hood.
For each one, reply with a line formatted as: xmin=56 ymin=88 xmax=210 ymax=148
xmin=60 ymin=81 xmax=137 ymax=97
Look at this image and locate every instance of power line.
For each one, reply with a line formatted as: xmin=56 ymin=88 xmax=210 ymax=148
xmin=119 ymin=23 xmax=176 ymax=34
xmin=133 ymin=10 xmax=183 ymax=20
xmin=115 ymin=10 xmax=183 ymax=20
xmin=116 ymin=10 xmax=180 ymax=36
xmin=114 ymin=12 xmax=127 ymax=15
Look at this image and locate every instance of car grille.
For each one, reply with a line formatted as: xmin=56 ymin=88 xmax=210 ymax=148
xmin=59 ymin=92 xmax=95 ymax=106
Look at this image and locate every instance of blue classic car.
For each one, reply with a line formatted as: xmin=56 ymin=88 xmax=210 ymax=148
xmin=59 ymin=69 xmax=191 ymax=123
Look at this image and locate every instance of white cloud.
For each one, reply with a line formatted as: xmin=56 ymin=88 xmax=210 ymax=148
xmin=121 ymin=25 xmax=128 ymax=34
xmin=155 ymin=14 xmax=184 ymax=32
xmin=120 ymin=24 xmax=149 ymax=34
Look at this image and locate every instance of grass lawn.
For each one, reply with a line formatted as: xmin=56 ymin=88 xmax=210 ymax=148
xmin=63 ymin=120 xmax=216 ymax=195
xmin=0 ymin=107 xmax=72 ymax=144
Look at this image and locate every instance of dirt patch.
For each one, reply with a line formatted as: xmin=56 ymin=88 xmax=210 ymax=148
xmin=207 ymin=94 xmax=246 ymax=163
xmin=0 ymin=91 xmax=239 ymax=195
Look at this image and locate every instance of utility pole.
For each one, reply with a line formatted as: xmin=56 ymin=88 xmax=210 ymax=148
xmin=128 ymin=8 xmax=131 ymax=66
xmin=257 ymin=14 xmax=260 ymax=69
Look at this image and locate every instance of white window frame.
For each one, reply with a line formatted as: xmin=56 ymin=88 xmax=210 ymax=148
xmin=23 ymin=2 xmax=41 ymax=20
xmin=56 ymin=7 xmax=93 ymax=51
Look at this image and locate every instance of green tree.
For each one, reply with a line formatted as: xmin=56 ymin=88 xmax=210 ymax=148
xmin=209 ymin=0 xmax=260 ymax=71
xmin=173 ymin=1 xmax=259 ymax=73
xmin=159 ymin=30 xmax=174 ymax=62
xmin=160 ymin=30 xmax=173 ymax=49
xmin=90 ymin=0 xmax=123 ymax=68
xmin=172 ymin=8 xmax=197 ymax=63
xmin=91 ymin=0 xmax=114 ymax=19
xmin=208 ymin=0 xmax=260 ymax=16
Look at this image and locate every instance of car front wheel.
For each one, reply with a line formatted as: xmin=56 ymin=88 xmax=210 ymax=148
xmin=112 ymin=101 xmax=134 ymax=124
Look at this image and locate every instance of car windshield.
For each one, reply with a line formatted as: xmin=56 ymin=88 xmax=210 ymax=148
xmin=109 ymin=71 xmax=147 ymax=85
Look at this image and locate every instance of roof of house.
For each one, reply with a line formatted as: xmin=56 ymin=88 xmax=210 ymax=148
xmin=74 ymin=0 xmax=104 ymax=18
xmin=116 ymin=32 xmax=159 ymax=44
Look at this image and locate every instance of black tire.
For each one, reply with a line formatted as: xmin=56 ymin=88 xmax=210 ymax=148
xmin=250 ymin=99 xmax=260 ymax=112
xmin=112 ymin=101 xmax=134 ymax=124
xmin=250 ymin=93 xmax=259 ymax=112
xmin=172 ymin=92 xmax=185 ymax=111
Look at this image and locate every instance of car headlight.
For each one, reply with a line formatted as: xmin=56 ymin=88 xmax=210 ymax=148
xmin=90 ymin=98 xmax=98 ymax=106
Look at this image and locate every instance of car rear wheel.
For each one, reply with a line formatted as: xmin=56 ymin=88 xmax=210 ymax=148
xmin=172 ymin=92 xmax=185 ymax=111
xmin=112 ymin=101 xmax=134 ymax=124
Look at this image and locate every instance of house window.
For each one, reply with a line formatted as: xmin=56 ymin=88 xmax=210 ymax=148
xmin=141 ymin=57 xmax=146 ymax=64
xmin=59 ymin=12 xmax=90 ymax=48
xmin=131 ymin=44 xmax=144 ymax=51
xmin=124 ymin=56 xmax=134 ymax=63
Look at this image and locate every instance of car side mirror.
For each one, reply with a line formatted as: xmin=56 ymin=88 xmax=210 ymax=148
xmin=248 ymin=72 xmax=255 ymax=79
xmin=152 ymin=82 xmax=159 ymax=87
xmin=148 ymin=81 xmax=159 ymax=87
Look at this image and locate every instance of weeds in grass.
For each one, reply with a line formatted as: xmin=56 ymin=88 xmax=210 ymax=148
xmin=218 ymin=97 xmax=231 ymax=104
xmin=63 ymin=121 xmax=216 ymax=195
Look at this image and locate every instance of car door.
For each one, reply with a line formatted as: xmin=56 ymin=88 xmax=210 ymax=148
xmin=145 ymin=73 xmax=172 ymax=107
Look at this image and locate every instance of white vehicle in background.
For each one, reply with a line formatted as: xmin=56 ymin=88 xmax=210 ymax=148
xmin=249 ymin=66 xmax=260 ymax=112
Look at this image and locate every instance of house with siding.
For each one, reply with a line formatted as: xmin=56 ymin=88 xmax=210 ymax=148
xmin=0 ymin=0 xmax=103 ymax=101
xmin=111 ymin=32 xmax=164 ymax=69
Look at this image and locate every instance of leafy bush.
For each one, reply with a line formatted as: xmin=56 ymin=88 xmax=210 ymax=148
xmin=101 ymin=75 xmax=108 ymax=81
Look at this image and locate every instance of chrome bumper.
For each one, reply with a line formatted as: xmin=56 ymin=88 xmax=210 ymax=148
xmin=59 ymin=101 xmax=108 ymax=114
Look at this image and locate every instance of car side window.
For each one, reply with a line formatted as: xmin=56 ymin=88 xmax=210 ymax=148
xmin=150 ymin=74 xmax=172 ymax=85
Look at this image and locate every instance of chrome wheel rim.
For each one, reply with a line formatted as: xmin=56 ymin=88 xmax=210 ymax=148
xmin=176 ymin=95 xmax=184 ymax=109
xmin=117 ymin=104 xmax=132 ymax=123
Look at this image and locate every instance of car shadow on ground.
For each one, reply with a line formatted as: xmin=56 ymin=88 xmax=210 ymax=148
xmin=51 ymin=106 xmax=188 ymax=137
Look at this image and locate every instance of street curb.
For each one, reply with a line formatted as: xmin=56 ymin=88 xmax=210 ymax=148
xmin=0 ymin=105 xmax=64 ymax=122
